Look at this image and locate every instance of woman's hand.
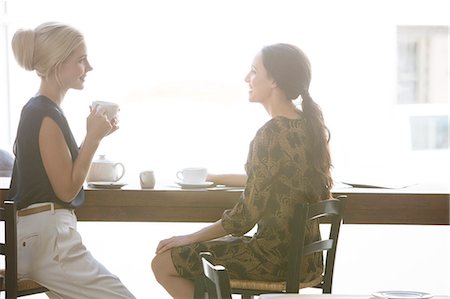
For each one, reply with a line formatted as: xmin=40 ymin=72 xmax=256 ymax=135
xmin=155 ymin=220 xmax=228 ymax=255
xmin=86 ymin=108 xmax=115 ymax=141
xmin=156 ymin=235 xmax=194 ymax=255
xmin=106 ymin=116 xmax=120 ymax=136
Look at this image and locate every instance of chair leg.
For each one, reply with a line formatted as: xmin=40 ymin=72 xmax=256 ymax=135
xmin=194 ymin=277 xmax=206 ymax=299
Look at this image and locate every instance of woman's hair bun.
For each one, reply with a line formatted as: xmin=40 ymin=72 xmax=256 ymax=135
xmin=11 ymin=28 xmax=36 ymax=71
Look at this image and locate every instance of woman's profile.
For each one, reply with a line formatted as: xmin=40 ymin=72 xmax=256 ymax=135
xmin=9 ymin=22 xmax=135 ymax=298
xmin=152 ymin=43 xmax=332 ymax=299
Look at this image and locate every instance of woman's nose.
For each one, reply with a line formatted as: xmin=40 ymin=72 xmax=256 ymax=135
xmin=86 ymin=60 xmax=93 ymax=72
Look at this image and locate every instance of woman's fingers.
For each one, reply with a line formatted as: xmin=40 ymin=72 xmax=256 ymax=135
xmin=156 ymin=236 xmax=189 ymax=255
xmin=86 ymin=108 xmax=114 ymax=141
xmin=156 ymin=238 xmax=174 ymax=254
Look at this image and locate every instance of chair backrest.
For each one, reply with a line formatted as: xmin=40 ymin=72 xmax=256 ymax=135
xmin=1 ymin=200 xmax=48 ymax=298
xmin=286 ymin=196 xmax=345 ymax=293
xmin=200 ymin=252 xmax=232 ymax=299
xmin=1 ymin=200 xmax=19 ymax=298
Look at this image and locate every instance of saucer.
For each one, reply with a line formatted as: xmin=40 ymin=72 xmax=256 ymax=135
xmin=87 ymin=181 xmax=127 ymax=189
xmin=372 ymin=291 xmax=433 ymax=299
xmin=176 ymin=181 xmax=214 ymax=189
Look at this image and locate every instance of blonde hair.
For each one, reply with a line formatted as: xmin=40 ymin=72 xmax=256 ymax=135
xmin=11 ymin=22 xmax=84 ymax=80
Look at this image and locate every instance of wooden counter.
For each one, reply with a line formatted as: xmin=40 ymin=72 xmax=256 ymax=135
xmin=1 ymin=178 xmax=449 ymax=225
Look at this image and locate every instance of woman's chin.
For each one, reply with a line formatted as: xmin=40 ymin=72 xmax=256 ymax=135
xmin=74 ymin=83 xmax=85 ymax=90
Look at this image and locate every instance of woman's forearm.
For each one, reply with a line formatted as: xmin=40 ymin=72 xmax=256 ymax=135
xmin=73 ymin=137 xmax=100 ymax=185
xmin=207 ymin=174 xmax=247 ymax=187
xmin=156 ymin=220 xmax=228 ymax=254
xmin=190 ymin=220 xmax=228 ymax=243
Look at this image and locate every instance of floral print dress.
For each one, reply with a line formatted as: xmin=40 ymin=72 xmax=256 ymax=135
xmin=171 ymin=115 xmax=326 ymax=285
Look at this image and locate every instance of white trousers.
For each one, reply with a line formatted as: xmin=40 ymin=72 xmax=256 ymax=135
xmin=17 ymin=203 xmax=136 ymax=299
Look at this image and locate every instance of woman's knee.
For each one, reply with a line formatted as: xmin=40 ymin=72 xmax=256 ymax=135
xmin=151 ymin=253 xmax=162 ymax=278
xmin=151 ymin=251 xmax=174 ymax=281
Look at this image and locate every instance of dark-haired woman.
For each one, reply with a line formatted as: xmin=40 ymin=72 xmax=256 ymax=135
xmin=152 ymin=43 xmax=333 ymax=299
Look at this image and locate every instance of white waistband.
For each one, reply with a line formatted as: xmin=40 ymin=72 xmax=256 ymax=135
xmin=22 ymin=202 xmax=56 ymax=209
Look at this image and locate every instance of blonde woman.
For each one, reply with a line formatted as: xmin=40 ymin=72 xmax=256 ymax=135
xmin=8 ymin=22 xmax=135 ymax=299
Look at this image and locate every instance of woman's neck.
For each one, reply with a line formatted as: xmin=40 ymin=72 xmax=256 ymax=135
xmin=37 ymin=77 xmax=66 ymax=106
xmin=264 ymin=93 xmax=301 ymax=120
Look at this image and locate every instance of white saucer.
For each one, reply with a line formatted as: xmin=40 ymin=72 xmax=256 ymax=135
xmin=372 ymin=291 xmax=433 ymax=299
xmin=176 ymin=181 xmax=214 ymax=189
xmin=87 ymin=181 xmax=127 ymax=189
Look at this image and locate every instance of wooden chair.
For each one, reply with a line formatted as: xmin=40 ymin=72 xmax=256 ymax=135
xmin=1 ymin=200 xmax=48 ymax=298
xmin=230 ymin=196 xmax=346 ymax=299
xmin=198 ymin=251 xmax=232 ymax=299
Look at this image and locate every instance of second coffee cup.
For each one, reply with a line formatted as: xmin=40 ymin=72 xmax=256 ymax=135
xmin=176 ymin=167 xmax=207 ymax=184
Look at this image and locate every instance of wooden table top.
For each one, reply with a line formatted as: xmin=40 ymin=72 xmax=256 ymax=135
xmin=1 ymin=177 xmax=449 ymax=225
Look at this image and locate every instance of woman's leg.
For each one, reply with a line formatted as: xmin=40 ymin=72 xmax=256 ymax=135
xmin=152 ymin=250 xmax=195 ymax=299
xmin=18 ymin=208 xmax=135 ymax=299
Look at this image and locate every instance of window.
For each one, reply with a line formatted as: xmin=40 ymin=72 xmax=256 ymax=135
xmin=1 ymin=0 xmax=449 ymax=185
xmin=397 ymin=26 xmax=448 ymax=104
xmin=410 ymin=115 xmax=449 ymax=150
xmin=0 ymin=1 xmax=11 ymax=149
xmin=397 ymin=25 xmax=449 ymax=151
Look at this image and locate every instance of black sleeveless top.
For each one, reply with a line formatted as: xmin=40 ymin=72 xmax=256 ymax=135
xmin=8 ymin=96 xmax=85 ymax=210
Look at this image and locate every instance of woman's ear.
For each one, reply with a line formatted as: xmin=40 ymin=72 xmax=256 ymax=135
xmin=270 ymin=78 xmax=278 ymax=89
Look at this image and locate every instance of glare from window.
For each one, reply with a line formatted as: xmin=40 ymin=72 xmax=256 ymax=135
xmin=410 ymin=115 xmax=449 ymax=150
xmin=397 ymin=26 xmax=449 ymax=104
xmin=1 ymin=0 xmax=449 ymax=186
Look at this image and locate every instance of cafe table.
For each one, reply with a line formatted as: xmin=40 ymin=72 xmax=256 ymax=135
xmin=0 ymin=177 xmax=449 ymax=225
xmin=259 ymin=295 xmax=450 ymax=299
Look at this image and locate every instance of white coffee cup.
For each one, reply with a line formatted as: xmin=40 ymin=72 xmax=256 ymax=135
xmin=140 ymin=170 xmax=156 ymax=189
xmin=92 ymin=101 xmax=120 ymax=120
xmin=176 ymin=167 xmax=207 ymax=184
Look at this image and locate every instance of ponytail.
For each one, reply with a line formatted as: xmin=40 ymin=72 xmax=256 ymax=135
xmin=301 ymin=90 xmax=333 ymax=193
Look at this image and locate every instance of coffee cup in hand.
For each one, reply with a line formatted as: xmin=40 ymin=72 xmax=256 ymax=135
xmin=92 ymin=101 xmax=119 ymax=121
xmin=176 ymin=167 xmax=207 ymax=184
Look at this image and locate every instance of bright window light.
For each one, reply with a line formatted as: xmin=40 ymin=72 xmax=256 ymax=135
xmin=1 ymin=0 xmax=449 ymax=186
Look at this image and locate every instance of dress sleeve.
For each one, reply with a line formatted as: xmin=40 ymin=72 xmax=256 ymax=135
xmin=221 ymin=124 xmax=282 ymax=236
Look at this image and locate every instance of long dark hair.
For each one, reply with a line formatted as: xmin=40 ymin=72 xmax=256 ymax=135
xmin=261 ymin=43 xmax=333 ymax=195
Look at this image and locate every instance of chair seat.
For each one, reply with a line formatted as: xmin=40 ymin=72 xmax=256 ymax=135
xmin=230 ymin=275 xmax=323 ymax=292
xmin=0 ymin=268 xmax=47 ymax=293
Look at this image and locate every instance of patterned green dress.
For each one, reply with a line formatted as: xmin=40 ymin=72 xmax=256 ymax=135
xmin=171 ymin=115 xmax=326 ymax=285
